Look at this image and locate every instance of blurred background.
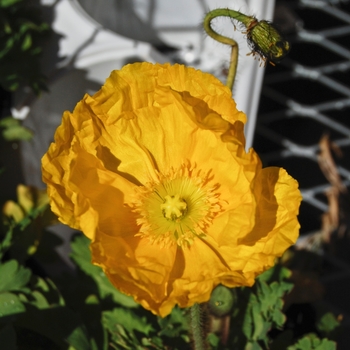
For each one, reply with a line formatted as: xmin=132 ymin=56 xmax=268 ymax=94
xmin=1 ymin=0 xmax=350 ymax=348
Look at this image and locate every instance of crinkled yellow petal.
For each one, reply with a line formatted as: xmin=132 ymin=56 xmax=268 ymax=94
xmin=84 ymin=63 xmax=246 ymax=180
xmin=90 ymin=230 xmax=178 ymax=315
xmin=42 ymin=118 xmax=138 ymax=239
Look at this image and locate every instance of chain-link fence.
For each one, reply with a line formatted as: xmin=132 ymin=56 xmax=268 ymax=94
xmin=256 ymin=0 xmax=350 ymax=235
xmin=255 ymin=1 xmax=350 ymax=346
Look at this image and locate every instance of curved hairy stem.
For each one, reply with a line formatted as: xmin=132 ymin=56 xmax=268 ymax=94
xmin=203 ymin=9 xmax=255 ymax=90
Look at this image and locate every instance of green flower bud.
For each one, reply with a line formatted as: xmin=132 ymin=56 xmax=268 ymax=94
xmin=246 ymin=19 xmax=290 ymax=65
xmin=208 ymin=285 xmax=235 ymax=317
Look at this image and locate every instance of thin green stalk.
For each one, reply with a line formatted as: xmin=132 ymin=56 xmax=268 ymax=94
xmin=190 ymin=303 xmax=207 ymax=350
xmin=203 ymin=9 xmax=255 ymax=91
xmin=226 ymin=45 xmax=238 ymax=92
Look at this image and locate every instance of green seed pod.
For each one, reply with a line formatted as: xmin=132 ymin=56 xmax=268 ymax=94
xmin=208 ymin=285 xmax=235 ymax=317
xmin=246 ymin=19 xmax=290 ymax=64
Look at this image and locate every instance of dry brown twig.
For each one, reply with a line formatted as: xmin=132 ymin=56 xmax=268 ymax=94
xmin=318 ymin=134 xmax=346 ymax=193
xmin=318 ymin=134 xmax=347 ymax=243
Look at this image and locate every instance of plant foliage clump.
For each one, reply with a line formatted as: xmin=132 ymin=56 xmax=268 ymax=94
xmin=0 ymin=0 xmax=49 ymax=94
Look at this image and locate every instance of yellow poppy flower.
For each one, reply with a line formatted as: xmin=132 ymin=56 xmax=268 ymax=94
xmin=42 ymin=62 xmax=301 ymax=317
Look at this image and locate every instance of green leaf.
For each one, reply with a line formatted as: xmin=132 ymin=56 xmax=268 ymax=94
xmin=159 ymin=306 xmax=188 ymax=330
xmin=29 ymin=291 xmax=50 ymax=309
xmin=158 ymin=306 xmax=189 ymax=343
xmin=2 ymin=125 xmax=33 ymax=141
xmin=0 ymin=117 xmax=33 ymax=141
xmin=0 ymin=292 xmax=26 ymax=317
xmin=258 ymin=264 xmax=292 ymax=283
xmin=316 ymin=340 xmax=337 ymax=350
xmin=103 ymin=308 xmax=153 ymax=336
xmin=0 ymin=224 xmax=14 ymax=260
xmin=32 ymin=276 xmax=65 ymax=308
xmin=0 ymin=324 xmax=16 ymax=350
xmin=245 ymin=341 xmax=263 ymax=350
xmin=317 ymin=312 xmax=340 ymax=336
xmin=70 ymin=235 xmax=137 ymax=308
xmin=21 ymin=34 xmax=32 ymax=51
xmin=0 ymin=117 xmax=18 ymax=128
xmin=287 ymin=334 xmax=337 ymax=350
xmin=0 ymin=260 xmax=31 ymax=293
xmin=0 ymin=0 xmax=22 ymax=8
xmin=272 ymin=307 xmax=286 ymax=327
xmin=34 ymin=276 xmax=50 ymax=293
xmin=242 ymin=295 xmax=254 ymax=340
xmin=7 ymin=82 xmax=19 ymax=92
xmin=251 ymin=304 xmax=266 ymax=340
xmin=207 ymin=333 xmax=220 ymax=348
xmin=66 ymin=325 xmax=92 ymax=350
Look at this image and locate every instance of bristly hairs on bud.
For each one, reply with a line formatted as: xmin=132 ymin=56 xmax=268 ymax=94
xmin=245 ymin=18 xmax=290 ymax=66
xmin=203 ymin=8 xmax=290 ymax=89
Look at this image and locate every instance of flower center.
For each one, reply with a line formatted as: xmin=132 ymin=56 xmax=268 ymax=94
xmin=161 ymin=195 xmax=187 ymax=221
xmin=131 ymin=162 xmax=224 ymax=247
